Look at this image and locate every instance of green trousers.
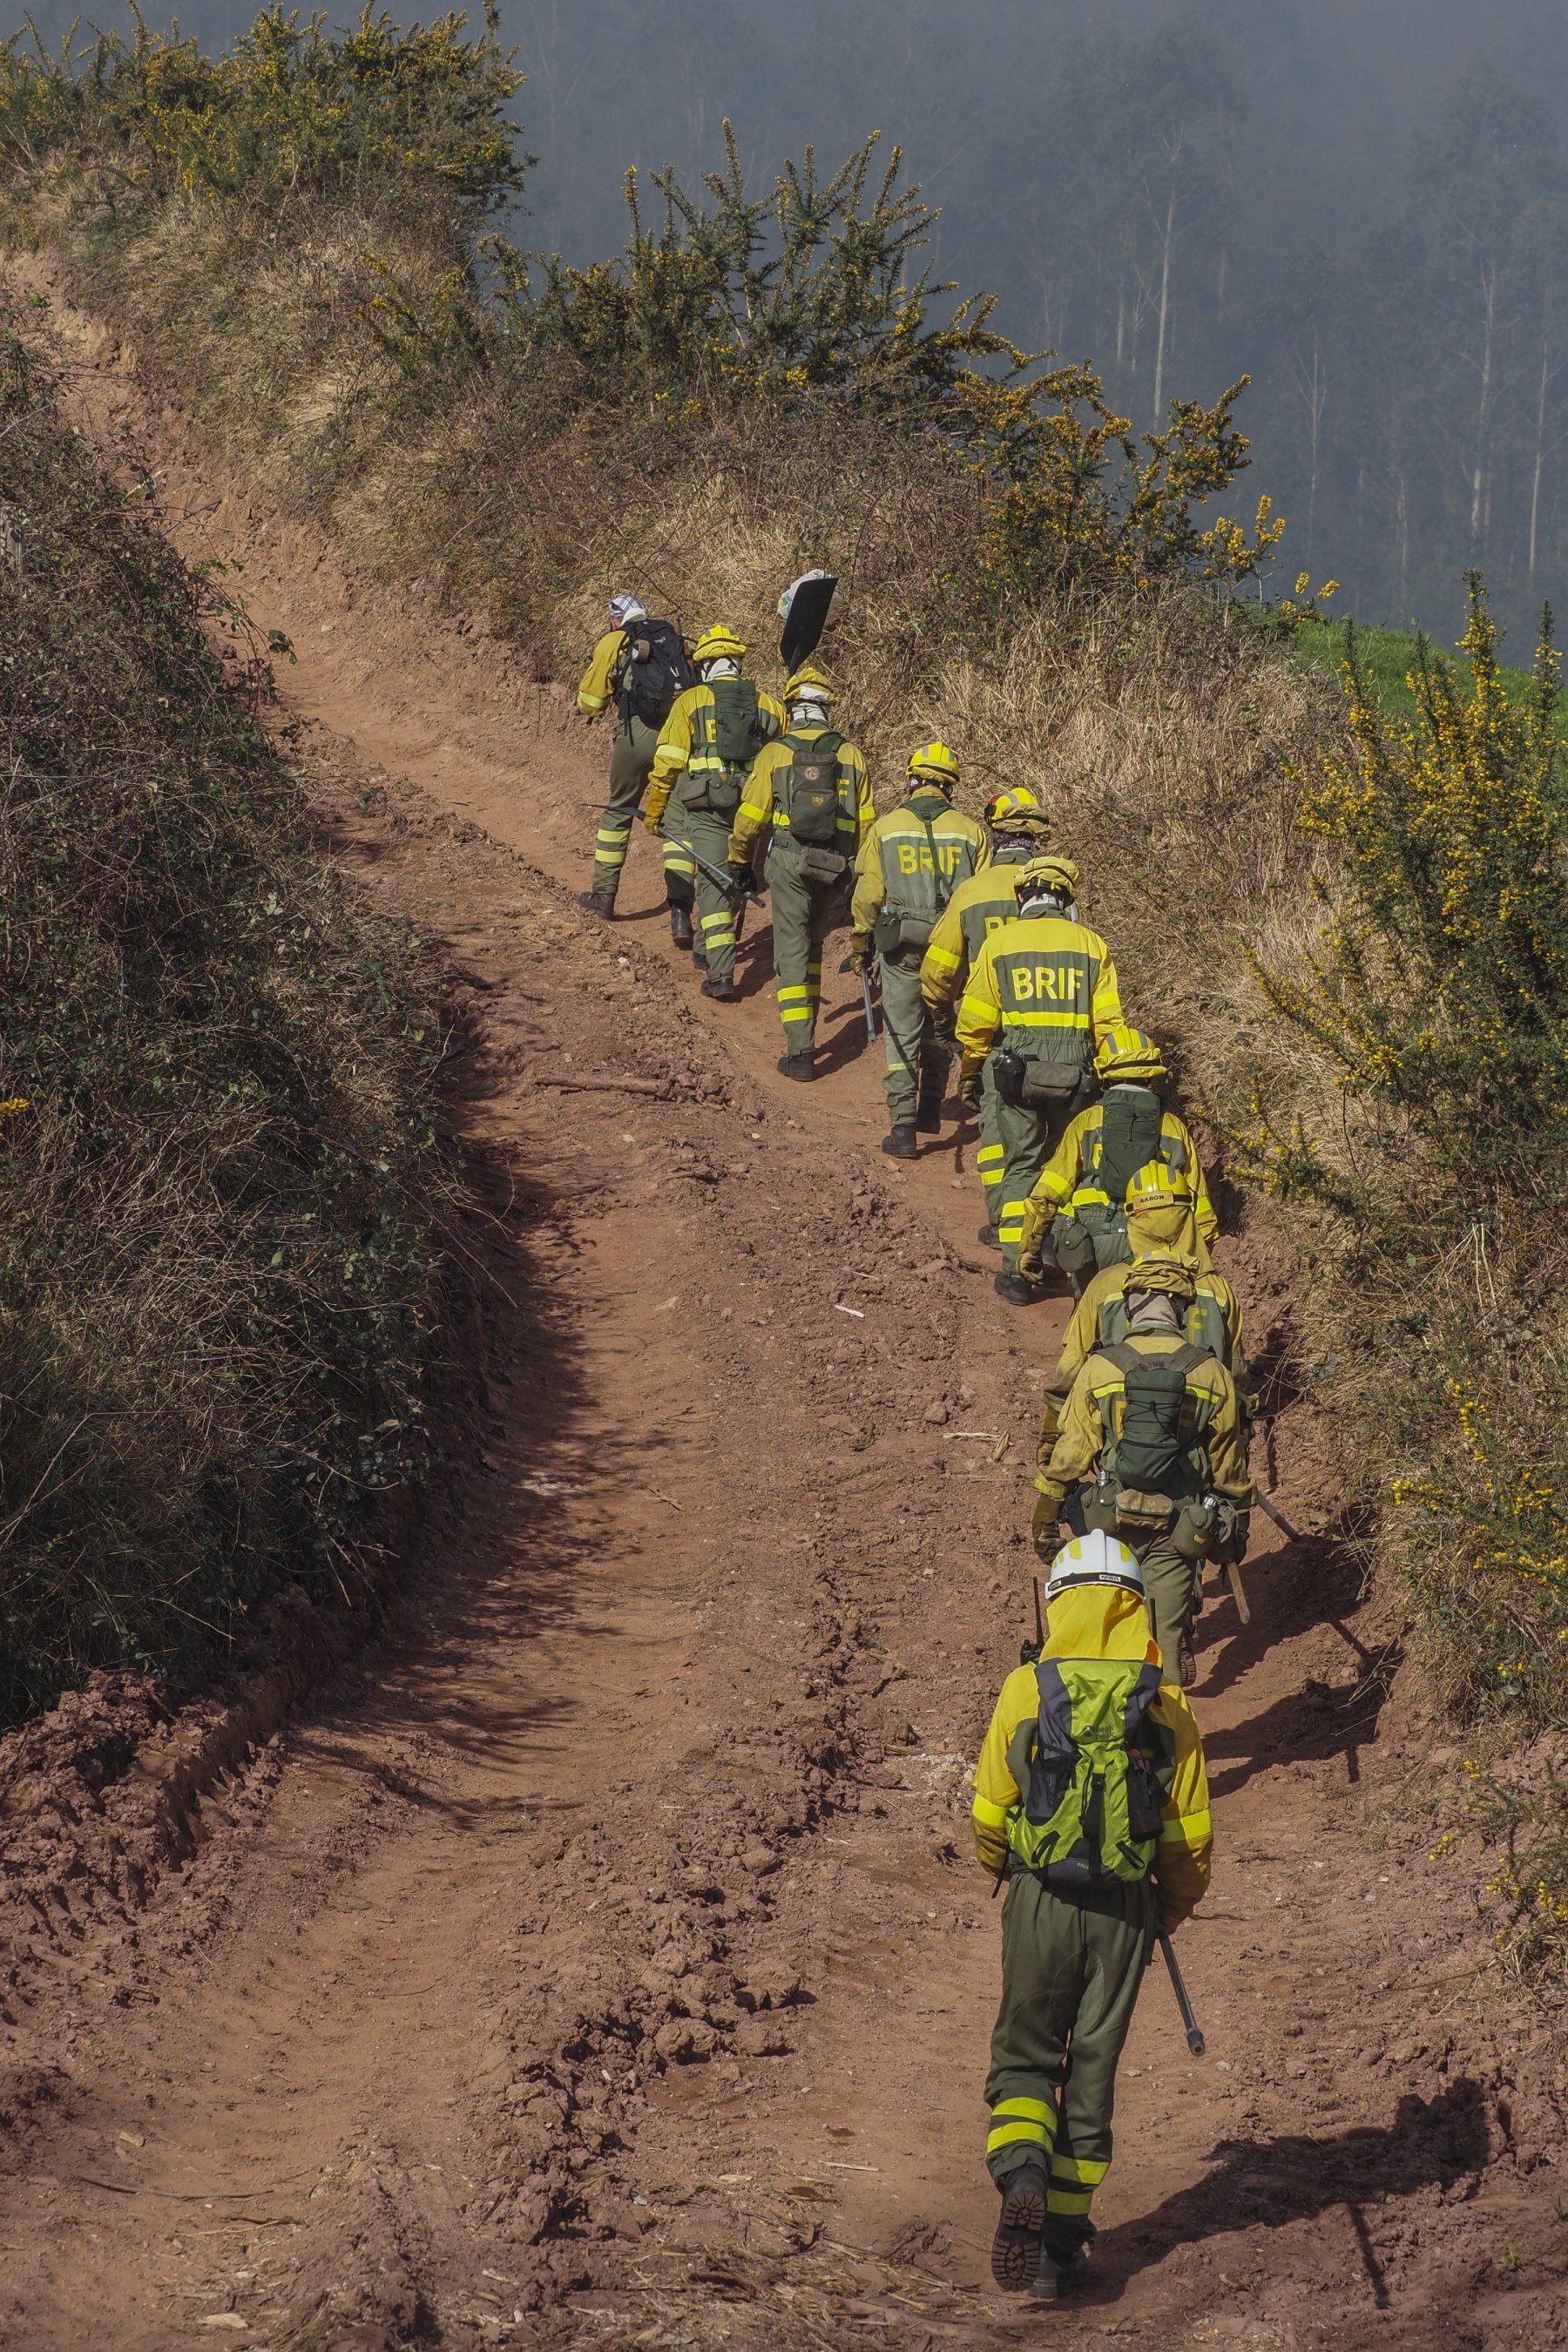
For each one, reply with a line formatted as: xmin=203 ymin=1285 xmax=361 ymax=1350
xmin=993 ymin=1077 xmax=1095 ymax=1274
xmin=879 ymin=956 xmax=949 ymax=1126
xmin=1079 ymin=1489 xmax=1214 ymax=1673
xmin=590 ymin=716 xmax=663 ymax=899
xmin=664 ymin=804 xmax=738 ymax=981
xmin=976 ymin=1059 xmax=1006 ymax=1234
xmin=767 ymin=841 xmax=841 ymax=1054
xmin=985 ymin=1874 xmax=1157 ymax=2250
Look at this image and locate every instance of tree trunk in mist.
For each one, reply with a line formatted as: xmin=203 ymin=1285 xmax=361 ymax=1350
xmin=1530 ymin=329 xmax=1551 ymax=585
xmin=1470 ymin=261 xmax=1496 ymax=556
xmin=1152 ymin=176 xmax=1177 ymax=422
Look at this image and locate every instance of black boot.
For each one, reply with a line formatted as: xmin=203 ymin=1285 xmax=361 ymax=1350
xmin=990 ymin=2164 xmax=1048 ymax=2293
xmin=977 ymin=1222 xmax=1001 ymax=1250
xmin=669 ymin=904 xmax=694 ymax=950
xmin=700 ymin=975 xmax=738 ymax=1002
xmin=881 ymin=1122 xmax=918 ymax=1160
xmin=994 ymin=1270 xmax=1039 ymax=1307
xmin=1028 ymin=2240 xmax=1089 ymax=2301
xmin=578 ymin=887 xmax=616 ymax=919
xmin=777 ymin=1052 xmax=815 ymax=1082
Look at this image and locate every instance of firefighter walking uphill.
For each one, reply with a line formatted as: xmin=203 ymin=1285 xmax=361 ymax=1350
xmin=727 ymin=664 xmax=873 ymax=1078
xmin=955 ymin=859 xmax=1123 ymax=1305
xmin=920 ymin=787 xmax=1052 ymax=1243
xmin=645 ymin=627 xmax=785 ymax=1000
xmin=974 ymin=1529 xmax=1212 ymax=2301
xmin=577 ymin=592 xmax=693 ymax=919
xmin=849 ymin=744 xmax=989 ymax=1158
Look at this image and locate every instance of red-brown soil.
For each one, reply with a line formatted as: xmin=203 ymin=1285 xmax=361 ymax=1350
xmin=2 ymin=262 xmax=1566 ymax=2351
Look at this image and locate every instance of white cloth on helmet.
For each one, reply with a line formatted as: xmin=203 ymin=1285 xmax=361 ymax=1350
xmin=700 ymin=656 xmax=740 ymax=679
xmin=608 ymin=592 xmax=647 ymax=626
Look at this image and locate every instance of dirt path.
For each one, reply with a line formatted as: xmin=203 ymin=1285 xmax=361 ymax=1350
xmin=2 ymin=264 xmax=1567 ymax=2351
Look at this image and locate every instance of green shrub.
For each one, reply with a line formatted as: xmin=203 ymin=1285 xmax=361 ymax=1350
xmin=0 ymin=304 xmax=444 ymax=1724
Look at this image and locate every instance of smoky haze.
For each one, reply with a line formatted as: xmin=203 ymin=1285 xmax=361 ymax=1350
xmin=17 ymin=0 xmax=1568 ymax=640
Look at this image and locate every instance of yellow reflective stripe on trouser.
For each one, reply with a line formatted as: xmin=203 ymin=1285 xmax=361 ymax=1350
xmin=663 ymin=845 xmax=696 ymax=879
xmin=1051 ymin=2155 xmax=1108 ymax=2185
xmin=701 ymin=909 xmax=735 ymax=950
xmin=997 ymin=1194 xmax=1030 ymax=1244
xmin=777 ymin=983 xmax=813 ymax=1043
xmin=986 ymin=2095 xmax=1056 ymax=2159
xmin=977 ymin=1143 xmax=1005 ymax=1198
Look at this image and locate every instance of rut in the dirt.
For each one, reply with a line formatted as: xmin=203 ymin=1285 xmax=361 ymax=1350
xmin=1 ymin=272 xmax=1567 ymax=2352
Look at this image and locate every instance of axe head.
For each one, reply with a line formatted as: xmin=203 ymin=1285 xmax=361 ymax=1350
xmin=779 ymin=571 xmax=838 ymax=672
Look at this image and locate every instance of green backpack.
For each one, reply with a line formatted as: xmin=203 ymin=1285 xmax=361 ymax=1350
xmin=781 ymin=727 xmax=846 ymax=847
xmin=1102 ymin=1339 xmax=1212 ymax=1496
xmin=1003 ymin=1656 xmax=1172 ymax=1886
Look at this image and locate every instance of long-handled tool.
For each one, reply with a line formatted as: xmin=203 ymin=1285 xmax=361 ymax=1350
xmin=1258 ymin=1491 xmax=1304 ymax=1544
xmin=657 ymin=827 xmax=766 ymax=909
xmin=1158 ymin=1930 xmax=1206 ymax=2057
xmin=858 ymin=966 xmax=880 ymax=1042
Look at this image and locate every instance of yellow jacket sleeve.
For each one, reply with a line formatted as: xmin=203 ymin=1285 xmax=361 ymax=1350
xmin=646 ymin=691 xmax=697 ymax=828
xmin=577 ymin=630 xmax=625 ymax=717
xmin=850 ymin=820 xmax=888 ymax=942
xmin=955 ymin=943 xmax=1003 ymax=1062
xmin=1037 ymin=1360 xmax=1105 ymax=1497
xmin=728 ymin=739 xmax=782 ymax=865
xmin=920 ymin=894 xmax=969 ymax=1010
xmin=1150 ymin=1684 xmax=1213 ymax=1925
xmin=1043 ymin=1287 xmax=1102 ymax=1422
xmin=1091 ymin=942 xmax=1125 ymax=1046
xmin=970 ymin=1664 xmax=1038 ymax=1876
xmin=970 ymin=822 xmax=994 ymax=877
xmin=1033 ymin=1108 xmax=1092 ymax=1213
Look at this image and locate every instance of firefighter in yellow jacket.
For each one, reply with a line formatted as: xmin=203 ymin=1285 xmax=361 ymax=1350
xmin=973 ymin=1529 xmax=1212 ymax=2301
xmin=1034 ymin=1256 xmax=1255 ymax=1683
xmin=955 ymin=859 xmax=1123 ymax=1304
xmin=577 ymin=593 xmax=693 ymax=919
xmin=645 ymin=627 xmax=785 ymax=1001
xmin=920 ymin=787 xmax=1051 ymax=1243
xmin=727 ymin=665 xmax=873 ymax=1079
xmin=1017 ymin=1029 xmax=1219 ymax=1294
xmin=849 ymin=745 xmax=989 ymax=1158
xmin=1035 ymin=1206 xmax=1250 ymax=1453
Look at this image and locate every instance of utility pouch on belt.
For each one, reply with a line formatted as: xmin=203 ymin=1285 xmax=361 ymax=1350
xmin=794 ymin=843 xmax=848 ymax=886
xmin=991 ymin=1048 xmax=1027 ymax=1105
xmin=873 ymin=909 xmax=933 ymax=955
xmin=1114 ymin=1487 xmax=1176 ymax=1537
xmin=1018 ymin=1059 xmax=1084 ymax=1112
xmin=1171 ymin=1497 xmax=1219 ymax=1562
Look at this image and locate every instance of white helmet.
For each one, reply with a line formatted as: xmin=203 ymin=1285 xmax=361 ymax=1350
xmin=1044 ymin=1529 xmax=1145 ymax=1598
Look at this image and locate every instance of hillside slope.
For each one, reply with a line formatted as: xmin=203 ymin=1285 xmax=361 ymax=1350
xmin=0 ymin=261 xmax=1564 ymax=2352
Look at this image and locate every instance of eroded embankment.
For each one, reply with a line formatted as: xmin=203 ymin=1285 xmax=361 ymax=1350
xmin=0 ymin=264 xmax=1565 ymax=2352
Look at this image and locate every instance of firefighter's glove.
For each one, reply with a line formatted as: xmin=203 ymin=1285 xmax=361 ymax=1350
xmin=727 ymin=862 xmax=753 ymax=896
xmin=1217 ymin=1504 xmax=1252 ymax=1566
xmin=956 ymin=1059 xmax=984 ymax=1113
xmin=1031 ymin=1489 xmax=1064 ymax=1561
xmin=846 ymin=936 xmax=873 ymax=977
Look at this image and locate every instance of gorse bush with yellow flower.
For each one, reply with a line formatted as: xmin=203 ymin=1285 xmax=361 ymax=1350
xmin=0 ymin=6 xmax=1281 ymax=644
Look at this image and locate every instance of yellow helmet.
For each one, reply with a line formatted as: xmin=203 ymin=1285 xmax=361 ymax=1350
xmin=906 ymin=740 xmax=961 ymax=792
xmin=1014 ymin=854 xmax=1078 ymax=906
xmin=1125 ymin=1161 xmax=1193 ymax=1215
xmin=784 ymin=662 xmax=836 ymax=704
xmin=693 ymin=625 xmax=747 ymax=666
xmin=1096 ymin=1025 xmax=1166 ymax=1083
xmin=984 ymin=786 xmax=1045 ymax=828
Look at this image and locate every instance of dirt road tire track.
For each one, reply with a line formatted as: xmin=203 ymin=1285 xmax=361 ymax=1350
xmin=3 ymin=264 xmax=1567 ymax=2349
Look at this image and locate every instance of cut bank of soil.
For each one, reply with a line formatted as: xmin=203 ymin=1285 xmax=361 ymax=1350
xmin=2 ymin=263 xmax=1567 ymax=2351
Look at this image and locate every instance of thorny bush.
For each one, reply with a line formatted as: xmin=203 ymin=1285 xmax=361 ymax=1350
xmin=0 ymin=306 xmax=445 ymax=1724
